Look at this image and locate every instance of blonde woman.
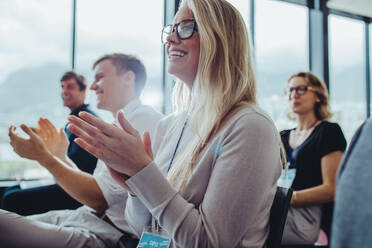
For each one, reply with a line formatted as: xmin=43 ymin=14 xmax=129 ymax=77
xmin=68 ymin=0 xmax=282 ymax=247
xmin=280 ymin=72 xmax=346 ymax=245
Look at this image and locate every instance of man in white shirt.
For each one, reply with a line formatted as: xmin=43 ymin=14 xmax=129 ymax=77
xmin=3 ymin=53 xmax=163 ymax=248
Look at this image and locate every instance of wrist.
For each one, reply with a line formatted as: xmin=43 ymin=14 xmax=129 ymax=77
xmin=292 ymin=191 xmax=298 ymax=206
xmin=131 ymin=157 xmax=152 ymax=176
xmin=38 ymin=152 xmax=56 ymax=168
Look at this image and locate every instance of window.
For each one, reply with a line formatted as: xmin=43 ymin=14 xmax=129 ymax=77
xmin=255 ymin=0 xmax=309 ymax=131
xmin=329 ymin=15 xmax=366 ymax=141
xmin=0 ymin=0 xmax=71 ymax=179
xmin=227 ymin=0 xmax=251 ymax=29
xmin=370 ymin=23 xmax=372 ymax=116
xmin=75 ymin=0 xmax=164 ymax=121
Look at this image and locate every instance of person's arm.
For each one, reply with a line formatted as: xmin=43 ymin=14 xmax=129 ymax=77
xmin=66 ymin=110 xmax=281 ymax=247
xmin=291 ymin=150 xmax=343 ymax=206
xmin=8 ymin=124 xmax=108 ymax=213
xmin=125 ymin=113 xmax=281 ymax=247
xmin=124 ymin=194 xmax=152 ymax=237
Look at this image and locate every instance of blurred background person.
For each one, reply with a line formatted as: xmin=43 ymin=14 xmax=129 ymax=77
xmin=280 ymin=72 xmax=346 ymax=245
xmin=1 ymin=71 xmax=98 ymax=215
xmin=1 ymin=53 xmax=163 ymax=248
xmin=331 ymin=118 xmax=372 ymax=248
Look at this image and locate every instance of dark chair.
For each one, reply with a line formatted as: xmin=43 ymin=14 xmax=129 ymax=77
xmin=266 ymin=187 xmax=293 ymax=248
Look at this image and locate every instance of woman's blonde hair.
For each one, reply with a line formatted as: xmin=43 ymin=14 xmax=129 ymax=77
xmin=287 ymin=72 xmax=331 ymax=121
xmin=168 ymin=0 xmax=258 ymax=190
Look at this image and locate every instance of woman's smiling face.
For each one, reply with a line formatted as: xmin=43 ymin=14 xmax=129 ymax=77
xmin=166 ymin=6 xmax=200 ymax=88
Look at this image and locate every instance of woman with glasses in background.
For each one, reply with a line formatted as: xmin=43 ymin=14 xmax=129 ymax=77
xmin=68 ymin=0 xmax=283 ymax=247
xmin=280 ymin=72 xmax=346 ymax=245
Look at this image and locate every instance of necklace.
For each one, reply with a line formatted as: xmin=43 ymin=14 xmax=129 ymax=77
xmin=291 ymin=119 xmax=319 ymax=148
xmin=295 ymin=119 xmax=319 ymax=135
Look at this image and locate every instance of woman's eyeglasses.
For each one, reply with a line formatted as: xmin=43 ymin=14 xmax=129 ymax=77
xmin=285 ymin=85 xmax=314 ymax=96
xmin=161 ymin=19 xmax=197 ymax=44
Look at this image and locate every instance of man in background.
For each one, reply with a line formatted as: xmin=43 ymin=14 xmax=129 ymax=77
xmin=2 ymin=53 xmax=163 ymax=247
xmin=1 ymin=71 xmax=98 ymax=215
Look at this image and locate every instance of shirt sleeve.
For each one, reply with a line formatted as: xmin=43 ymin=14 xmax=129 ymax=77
xmin=126 ymin=113 xmax=282 ymax=247
xmin=93 ymin=160 xmax=127 ymax=207
xmin=124 ymin=194 xmax=152 ymax=237
xmin=319 ymin=123 xmax=347 ymax=158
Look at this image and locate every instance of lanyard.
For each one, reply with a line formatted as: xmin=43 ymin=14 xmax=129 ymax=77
xmin=167 ymin=118 xmax=188 ymax=173
xmin=151 ymin=118 xmax=188 ymax=233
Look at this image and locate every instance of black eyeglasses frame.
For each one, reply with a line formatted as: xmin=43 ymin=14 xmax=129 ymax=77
xmin=161 ymin=19 xmax=197 ymax=44
xmin=285 ymin=85 xmax=314 ymax=96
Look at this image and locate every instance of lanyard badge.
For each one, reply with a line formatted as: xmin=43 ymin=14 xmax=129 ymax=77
xmin=137 ymin=118 xmax=188 ymax=248
xmin=137 ymin=226 xmax=170 ymax=248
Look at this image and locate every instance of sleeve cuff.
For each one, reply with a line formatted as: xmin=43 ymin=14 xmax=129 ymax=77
xmin=126 ymin=162 xmax=177 ymax=211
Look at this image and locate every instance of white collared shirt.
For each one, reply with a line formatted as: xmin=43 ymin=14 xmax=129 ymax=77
xmin=93 ymin=99 xmax=164 ymax=232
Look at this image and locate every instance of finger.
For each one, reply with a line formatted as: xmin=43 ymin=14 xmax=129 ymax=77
xmin=39 ymin=118 xmax=54 ymax=136
xmin=30 ymin=127 xmax=38 ymax=133
xmin=8 ymin=125 xmax=16 ymax=137
xmin=76 ymin=112 xmax=118 ymax=137
xmin=20 ymin=124 xmax=39 ymax=139
xmin=9 ymin=126 xmax=27 ymax=143
xmin=35 ymin=127 xmax=44 ymax=137
xmin=69 ymin=124 xmax=121 ymax=163
xmin=117 ymin=111 xmax=138 ymax=136
xmin=73 ymin=137 xmax=118 ymax=164
xmin=142 ymin=131 xmax=153 ymax=159
xmin=69 ymin=115 xmax=128 ymax=148
xmin=44 ymin=118 xmax=58 ymax=134
xmin=67 ymin=116 xmax=110 ymax=144
xmin=67 ymin=124 xmax=102 ymax=148
xmin=38 ymin=118 xmax=51 ymax=137
xmin=59 ymin=128 xmax=67 ymax=139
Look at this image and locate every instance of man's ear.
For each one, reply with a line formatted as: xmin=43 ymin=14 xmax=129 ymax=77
xmin=125 ymin=70 xmax=135 ymax=83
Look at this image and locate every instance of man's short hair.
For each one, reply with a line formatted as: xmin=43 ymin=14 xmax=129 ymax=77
xmin=60 ymin=71 xmax=87 ymax=91
xmin=92 ymin=53 xmax=147 ymax=97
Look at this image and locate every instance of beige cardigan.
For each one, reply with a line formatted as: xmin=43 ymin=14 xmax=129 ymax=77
xmin=126 ymin=105 xmax=282 ymax=248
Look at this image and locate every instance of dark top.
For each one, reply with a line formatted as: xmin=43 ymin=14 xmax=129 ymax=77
xmin=64 ymin=104 xmax=98 ymax=174
xmin=280 ymin=121 xmax=346 ymax=191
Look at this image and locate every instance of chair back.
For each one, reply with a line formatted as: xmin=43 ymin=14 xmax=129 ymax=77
xmin=266 ymin=186 xmax=293 ymax=248
xmin=320 ymin=201 xmax=334 ymax=239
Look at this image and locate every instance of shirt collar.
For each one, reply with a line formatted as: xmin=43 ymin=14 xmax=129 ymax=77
xmin=122 ymin=98 xmax=141 ymax=115
xmin=71 ymin=104 xmax=88 ymax=116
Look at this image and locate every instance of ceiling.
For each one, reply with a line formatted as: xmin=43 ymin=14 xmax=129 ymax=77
xmin=327 ymin=0 xmax=372 ymax=19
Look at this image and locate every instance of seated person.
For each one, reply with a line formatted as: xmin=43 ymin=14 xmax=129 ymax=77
xmin=1 ymin=53 xmax=163 ymax=247
xmin=1 ymin=71 xmax=98 ymax=215
xmin=331 ymin=118 xmax=372 ymax=248
xmin=68 ymin=1 xmax=283 ymax=247
xmin=280 ymin=72 xmax=346 ymax=245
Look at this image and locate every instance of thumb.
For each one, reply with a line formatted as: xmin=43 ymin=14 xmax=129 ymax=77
xmin=59 ymin=128 xmax=65 ymax=136
xmin=117 ymin=111 xmax=137 ymax=135
xmin=142 ymin=131 xmax=153 ymax=159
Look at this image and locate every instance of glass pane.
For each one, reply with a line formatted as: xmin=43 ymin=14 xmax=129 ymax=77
xmin=75 ymin=0 xmax=164 ymax=121
xmin=0 ymin=0 xmax=71 ymax=179
xmin=370 ymin=24 xmax=372 ymax=117
xmin=329 ymin=15 xmax=366 ymax=142
xmin=255 ymin=0 xmax=309 ymax=131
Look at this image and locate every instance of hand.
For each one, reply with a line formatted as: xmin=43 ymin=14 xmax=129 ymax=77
xmin=9 ymin=124 xmax=52 ymax=163
xmin=67 ymin=111 xmax=152 ymax=176
xmin=37 ymin=118 xmax=69 ymax=161
xmin=105 ymin=131 xmax=154 ymax=195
